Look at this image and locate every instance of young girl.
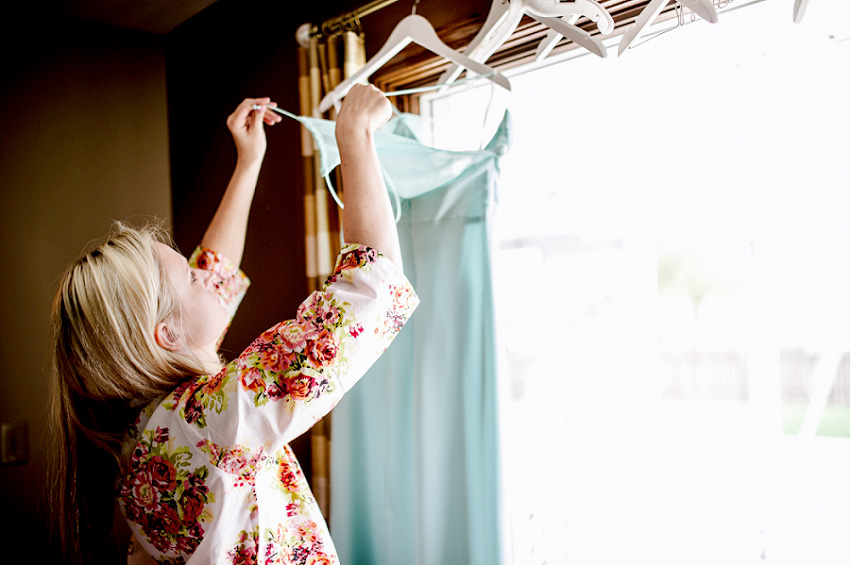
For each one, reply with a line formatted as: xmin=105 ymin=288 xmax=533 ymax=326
xmin=49 ymin=84 xmax=418 ymax=564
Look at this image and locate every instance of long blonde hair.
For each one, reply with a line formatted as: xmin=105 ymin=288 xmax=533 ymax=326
xmin=48 ymin=222 xmax=221 ymax=564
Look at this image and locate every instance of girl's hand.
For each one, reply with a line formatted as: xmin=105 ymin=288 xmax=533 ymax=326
xmin=226 ymin=97 xmax=282 ymax=165
xmin=335 ymin=84 xmax=392 ymax=141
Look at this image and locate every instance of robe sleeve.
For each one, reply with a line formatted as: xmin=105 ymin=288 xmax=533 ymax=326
xmin=168 ymin=243 xmax=418 ymax=454
xmin=187 ymin=247 xmax=251 ymax=350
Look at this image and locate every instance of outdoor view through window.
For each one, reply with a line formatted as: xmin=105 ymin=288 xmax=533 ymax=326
xmin=421 ymin=1 xmax=850 ymax=563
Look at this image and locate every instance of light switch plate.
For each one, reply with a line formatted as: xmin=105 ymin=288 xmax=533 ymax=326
xmin=1 ymin=421 xmax=29 ymax=466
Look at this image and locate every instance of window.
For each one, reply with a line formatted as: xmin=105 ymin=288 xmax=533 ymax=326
xmin=421 ymin=1 xmax=850 ymax=563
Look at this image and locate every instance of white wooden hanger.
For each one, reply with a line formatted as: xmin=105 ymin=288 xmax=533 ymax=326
xmin=618 ymin=0 xmax=718 ymax=56
xmin=317 ymin=11 xmax=512 ymax=114
xmin=436 ymin=0 xmax=518 ymax=89
xmin=527 ymin=12 xmax=610 ymax=59
xmin=526 ymin=0 xmax=614 ymax=60
xmin=533 ymin=0 xmax=616 ymax=61
xmin=437 ymin=0 xmax=614 ymax=88
xmin=535 ymin=14 xmax=583 ymax=61
xmin=793 ymin=0 xmax=810 ymax=23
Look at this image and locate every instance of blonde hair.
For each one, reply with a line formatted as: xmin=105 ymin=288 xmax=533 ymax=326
xmin=48 ymin=222 xmax=222 ymax=564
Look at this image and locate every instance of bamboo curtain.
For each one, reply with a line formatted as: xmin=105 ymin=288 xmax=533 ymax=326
xmin=296 ymin=29 xmax=366 ymax=519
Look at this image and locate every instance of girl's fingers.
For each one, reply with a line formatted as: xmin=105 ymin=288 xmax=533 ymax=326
xmin=260 ymin=104 xmax=282 ymax=125
xmin=228 ymin=98 xmax=280 ymax=136
xmin=241 ymin=98 xmax=265 ymax=114
xmin=262 ymin=111 xmax=282 ymax=125
xmin=233 ymin=98 xmax=269 ymax=119
xmin=247 ymin=97 xmax=271 ymax=108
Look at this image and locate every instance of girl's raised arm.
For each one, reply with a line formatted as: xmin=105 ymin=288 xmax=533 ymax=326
xmin=334 ymin=84 xmax=403 ymax=268
xmin=200 ymin=97 xmax=282 ymax=267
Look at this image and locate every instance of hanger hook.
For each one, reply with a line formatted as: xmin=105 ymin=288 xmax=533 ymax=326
xmin=628 ymin=2 xmax=684 ymax=50
xmin=412 ymin=0 xmax=421 ymax=15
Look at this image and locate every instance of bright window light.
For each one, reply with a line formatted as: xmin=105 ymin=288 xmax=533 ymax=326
xmin=422 ymin=1 xmax=850 ymax=563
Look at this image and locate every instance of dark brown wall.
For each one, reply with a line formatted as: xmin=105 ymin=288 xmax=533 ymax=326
xmin=0 ymin=17 xmax=171 ymax=561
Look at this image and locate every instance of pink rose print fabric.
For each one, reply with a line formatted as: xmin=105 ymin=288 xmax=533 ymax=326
xmin=118 ymin=244 xmax=418 ymax=564
xmin=188 ymin=247 xmax=250 ymax=350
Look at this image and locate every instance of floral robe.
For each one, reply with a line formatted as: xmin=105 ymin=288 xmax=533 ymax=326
xmin=118 ymin=244 xmax=418 ymax=565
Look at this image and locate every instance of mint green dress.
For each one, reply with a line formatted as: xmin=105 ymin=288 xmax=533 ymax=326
xmin=293 ymin=109 xmax=511 ymax=565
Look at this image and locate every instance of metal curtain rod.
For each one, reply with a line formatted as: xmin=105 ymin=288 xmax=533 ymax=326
xmin=309 ymin=0 xmax=402 ymax=38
